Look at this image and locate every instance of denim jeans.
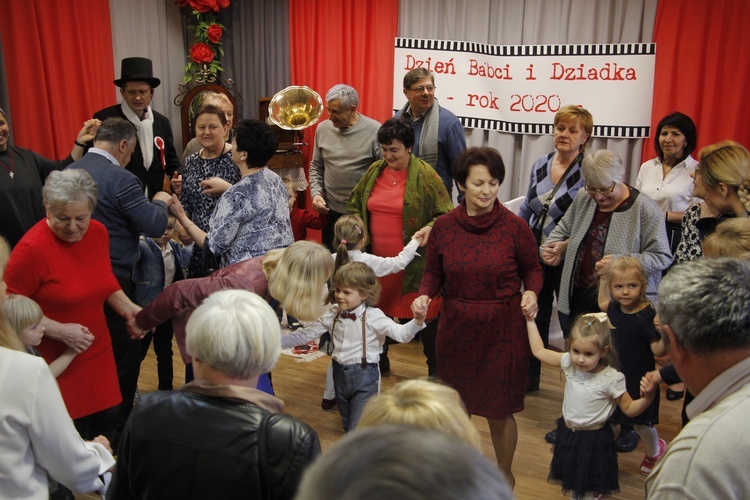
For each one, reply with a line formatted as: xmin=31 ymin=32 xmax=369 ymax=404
xmin=332 ymin=360 xmax=380 ymax=431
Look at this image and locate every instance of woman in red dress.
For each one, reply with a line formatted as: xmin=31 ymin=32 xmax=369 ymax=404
xmin=347 ymin=118 xmax=453 ymax=376
xmin=415 ymin=147 xmax=543 ymax=487
xmin=5 ymin=169 xmax=142 ymax=439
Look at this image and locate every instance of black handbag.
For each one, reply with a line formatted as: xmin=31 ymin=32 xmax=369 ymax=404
xmin=200 ymin=238 xmax=221 ymax=277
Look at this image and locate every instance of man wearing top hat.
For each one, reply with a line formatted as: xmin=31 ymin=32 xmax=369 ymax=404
xmin=93 ymin=57 xmax=180 ymax=199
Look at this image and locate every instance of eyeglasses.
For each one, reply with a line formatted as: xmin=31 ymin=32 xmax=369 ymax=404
xmin=584 ymin=182 xmax=616 ymax=195
xmin=124 ymin=89 xmax=151 ymax=97
xmin=409 ymin=85 xmax=436 ymax=93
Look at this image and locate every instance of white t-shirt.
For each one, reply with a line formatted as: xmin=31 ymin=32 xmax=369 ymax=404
xmin=561 ymin=352 xmax=627 ymax=429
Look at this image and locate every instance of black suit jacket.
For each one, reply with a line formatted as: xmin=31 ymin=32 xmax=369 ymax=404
xmin=93 ymin=104 xmax=181 ymax=199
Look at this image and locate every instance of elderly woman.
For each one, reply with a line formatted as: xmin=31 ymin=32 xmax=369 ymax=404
xmin=5 ymin=169 xmax=143 ymax=440
xmin=347 ymin=117 xmax=453 ymax=375
xmin=518 ymin=104 xmax=592 ymax=392
xmin=0 ymin=238 xmax=116 ymax=499
xmin=181 ymin=91 xmax=235 ymax=162
xmin=109 ymin=289 xmax=320 ymax=498
xmin=179 ymin=104 xmax=239 ymax=277
xmin=129 ymin=240 xmax=333 ymax=383
xmin=172 ymin=119 xmax=293 ymax=270
xmin=0 ymin=107 xmax=99 ymax=247
xmin=543 ymin=149 xmax=672 ymax=329
xmin=636 ymin=112 xmax=699 ymax=253
xmin=415 ymin=146 xmax=542 ymax=486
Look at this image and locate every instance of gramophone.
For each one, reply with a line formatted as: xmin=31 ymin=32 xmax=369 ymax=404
xmin=262 ymin=86 xmax=323 ymax=170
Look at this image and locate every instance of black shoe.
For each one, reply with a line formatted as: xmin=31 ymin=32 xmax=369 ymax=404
xmin=321 ymin=398 xmax=337 ymax=410
xmin=616 ymin=429 xmax=640 ymax=452
xmin=666 ymin=388 xmax=685 ymax=401
xmin=545 ymin=428 xmax=557 ymax=444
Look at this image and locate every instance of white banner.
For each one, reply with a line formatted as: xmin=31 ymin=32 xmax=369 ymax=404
xmin=393 ymin=38 xmax=656 ymax=138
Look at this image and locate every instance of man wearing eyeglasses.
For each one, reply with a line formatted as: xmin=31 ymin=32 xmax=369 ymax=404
xmin=395 ymin=67 xmax=467 ymax=199
xmin=92 ymin=57 xmax=180 ymax=200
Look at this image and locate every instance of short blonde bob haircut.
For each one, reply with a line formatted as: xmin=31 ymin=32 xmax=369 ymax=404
xmin=265 ymin=241 xmax=333 ymax=322
xmin=581 ymin=149 xmax=625 ymax=188
xmin=357 ymin=378 xmax=481 ymax=449
xmin=2 ymin=294 xmax=43 ymax=337
xmin=553 ymin=105 xmax=594 ymax=152
xmin=702 ymin=217 xmax=750 ymax=259
xmin=186 ymin=289 xmax=281 ymax=380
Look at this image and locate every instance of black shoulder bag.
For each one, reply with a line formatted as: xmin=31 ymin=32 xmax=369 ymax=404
xmin=531 ymin=152 xmax=583 ymax=246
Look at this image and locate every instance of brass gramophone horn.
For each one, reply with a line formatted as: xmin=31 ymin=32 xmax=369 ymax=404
xmin=267 ymin=86 xmax=323 ymax=130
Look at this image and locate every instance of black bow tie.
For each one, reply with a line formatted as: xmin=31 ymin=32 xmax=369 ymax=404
xmin=340 ymin=312 xmax=357 ymax=320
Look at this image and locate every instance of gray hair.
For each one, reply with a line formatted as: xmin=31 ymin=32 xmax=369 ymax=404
xmin=295 ymin=425 xmax=512 ymax=500
xmin=94 ymin=117 xmax=136 ymax=145
xmin=42 ymin=169 xmax=98 ymax=214
xmin=403 ymin=67 xmax=434 ymax=89
xmin=658 ymin=258 xmax=750 ymax=353
xmin=325 ymin=84 xmax=359 ymax=108
xmin=581 ymin=149 xmax=625 ymax=187
xmin=185 ymin=289 xmax=281 ymax=379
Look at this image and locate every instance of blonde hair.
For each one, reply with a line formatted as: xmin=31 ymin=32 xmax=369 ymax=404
xmin=0 ymin=237 xmax=25 ymax=351
xmin=568 ymin=313 xmax=619 ymax=369
xmin=553 ymin=105 xmax=593 ymax=152
xmin=265 ymin=241 xmax=333 ymax=321
xmin=333 ymin=215 xmax=368 ymax=273
xmin=2 ymin=294 xmax=43 ymax=338
xmin=331 ymin=262 xmax=381 ymax=306
xmin=358 ymin=378 xmax=481 ymax=449
xmin=186 ymin=290 xmax=280 ymax=379
xmin=702 ymin=218 xmax=750 ymax=259
xmin=606 ymin=256 xmax=650 ymax=307
xmin=698 ymin=140 xmax=750 ymax=212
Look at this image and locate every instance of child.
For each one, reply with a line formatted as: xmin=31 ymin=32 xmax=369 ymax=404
xmin=527 ymin=313 xmax=657 ymax=499
xmin=319 ymin=214 xmax=423 ymax=409
xmin=282 ymin=261 xmax=427 ymax=431
xmin=598 ymin=256 xmax=666 ymax=475
xmin=284 ymin=178 xmax=327 ymax=242
xmin=132 ymin=215 xmax=191 ymax=389
xmin=3 ymin=294 xmax=76 ymax=377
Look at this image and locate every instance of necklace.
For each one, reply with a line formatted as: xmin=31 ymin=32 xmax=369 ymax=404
xmin=0 ymin=150 xmax=14 ymax=179
xmin=201 ymin=142 xmax=226 ymax=160
xmin=385 ymin=168 xmax=404 ymax=186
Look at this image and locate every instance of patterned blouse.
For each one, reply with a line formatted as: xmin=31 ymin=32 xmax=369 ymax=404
xmin=673 ymin=203 xmax=703 ymax=263
xmin=207 ymin=167 xmax=294 ymax=265
xmin=181 ymin=148 xmax=239 ymax=276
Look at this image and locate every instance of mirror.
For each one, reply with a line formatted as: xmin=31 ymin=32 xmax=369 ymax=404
xmin=175 ymin=82 xmax=240 ymax=150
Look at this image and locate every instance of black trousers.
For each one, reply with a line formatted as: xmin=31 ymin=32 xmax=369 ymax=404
xmin=321 ymin=210 xmax=345 ymax=251
xmin=107 ymin=275 xmax=141 ymax=450
xmin=140 ymin=320 xmax=174 ymax=390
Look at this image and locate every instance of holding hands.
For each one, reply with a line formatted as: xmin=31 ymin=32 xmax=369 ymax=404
xmin=594 ymin=255 xmax=613 ymax=277
xmin=411 ymin=225 xmax=432 ymax=247
xmin=540 ymin=240 xmax=568 ymax=266
xmin=59 ymin=323 xmax=95 ymax=353
xmin=411 ymin=295 xmax=431 ymax=326
xmin=311 ymin=195 xmax=330 ymax=214
xmin=521 ymin=290 xmax=538 ymax=319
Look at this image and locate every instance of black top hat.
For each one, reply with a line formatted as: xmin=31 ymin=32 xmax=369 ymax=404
xmin=114 ymin=57 xmax=161 ymax=88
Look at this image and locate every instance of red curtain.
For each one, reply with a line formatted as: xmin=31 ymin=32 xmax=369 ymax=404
xmin=288 ymin=0 xmax=398 ymax=239
xmin=643 ymin=0 xmax=750 ymax=162
xmin=0 ymin=0 xmax=115 ymax=159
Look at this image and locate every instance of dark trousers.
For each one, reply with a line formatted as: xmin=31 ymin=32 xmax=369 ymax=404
xmin=332 ymin=360 xmax=380 ymax=431
xmin=559 ymin=284 xmax=600 ymax=338
xmin=321 ymin=209 xmax=344 ymax=251
xmin=528 ymin=264 xmax=562 ymax=382
xmin=107 ymin=275 xmax=141 ymax=449
xmin=139 ymin=320 xmax=174 ymax=390
xmin=73 ymin=404 xmax=120 ymax=441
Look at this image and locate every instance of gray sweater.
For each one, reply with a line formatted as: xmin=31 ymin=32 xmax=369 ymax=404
xmin=309 ymin=114 xmax=381 ymax=214
xmin=546 ymin=186 xmax=672 ymax=314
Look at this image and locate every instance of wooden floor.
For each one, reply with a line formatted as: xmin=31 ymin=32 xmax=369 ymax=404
xmin=127 ymin=337 xmax=685 ymax=499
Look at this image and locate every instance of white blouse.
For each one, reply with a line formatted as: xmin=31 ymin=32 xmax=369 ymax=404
xmin=635 ymin=155 xmax=698 ymax=212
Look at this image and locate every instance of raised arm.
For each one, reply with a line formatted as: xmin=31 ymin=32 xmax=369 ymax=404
xmin=527 ymin=318 xmax=565 ymax=366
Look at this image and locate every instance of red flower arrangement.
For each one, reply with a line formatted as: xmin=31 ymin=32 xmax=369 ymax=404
xmin=177 ymin=0 xmax=229 ymax=82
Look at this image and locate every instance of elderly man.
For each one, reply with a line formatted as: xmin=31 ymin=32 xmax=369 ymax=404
xmin=645 ymin=258 xmax=750 ymax=498
xmin=69 ymin=117 xmax=172 ymax=448
xmin=108 ymin=289 xmax=321 ymax=499
xmin=93 ymin=57 xmax=180 ymax=199
xmin=395 ymin=67 xmax=467 ymax=199
xmin=310 ymin=84 xmax=381 ymax=250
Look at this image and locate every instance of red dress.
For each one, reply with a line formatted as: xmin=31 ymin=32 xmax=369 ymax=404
xmin=419 ymin=201 xmax=543 ymax=419
xmin=6 ymin=220 xmax=122 ymax=419
xmin=368 ymin=171 xmax=441 ymax=318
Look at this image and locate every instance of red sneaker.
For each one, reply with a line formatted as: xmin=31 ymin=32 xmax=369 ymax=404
xmin=640 ymin=438 xmax=667 ymax=475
